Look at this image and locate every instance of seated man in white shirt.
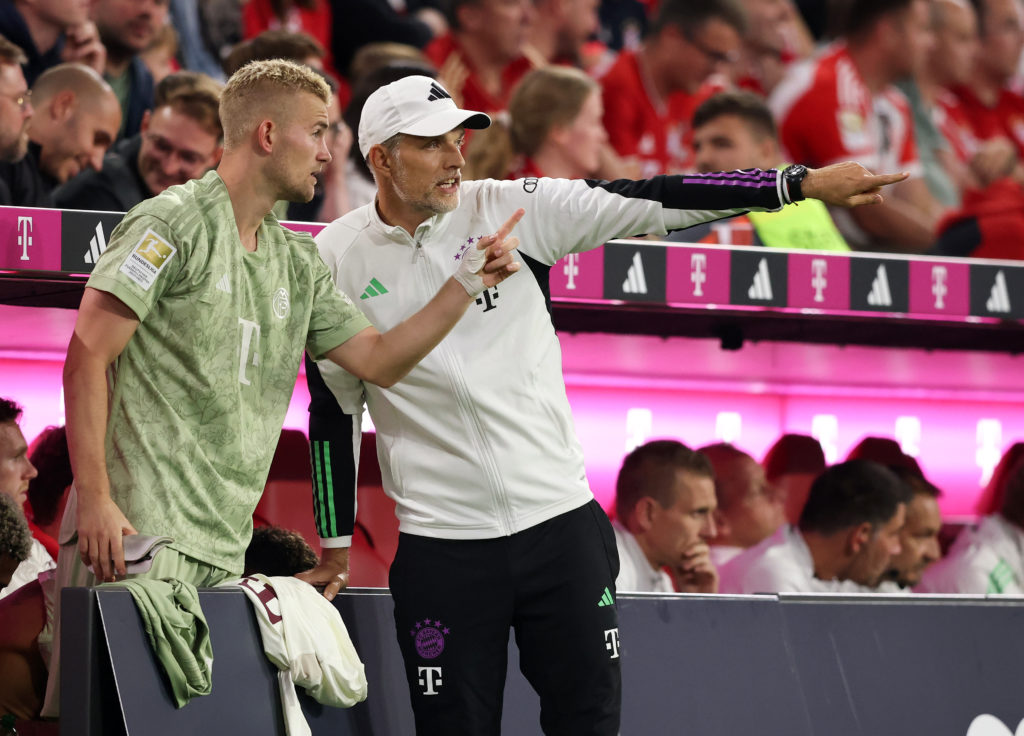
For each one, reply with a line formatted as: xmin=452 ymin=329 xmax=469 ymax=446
xmin=719 ymin=460 xmax=908 ymax=594
xmin=612 ymin=440 xmax=718 ymax=593
xmin=877 ymin=467 xmax=942 ymax=591
xmin=700 ymin=443 xmax=786 ymax=568
xmin=918 ymin=456 xmax=1024 ymax=594
xmin=0 ymin=398 xmax=53 ymax=600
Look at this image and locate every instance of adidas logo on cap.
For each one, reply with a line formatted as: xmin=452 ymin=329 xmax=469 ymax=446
xmin=427 ymin=82 xmax=452 ymax=102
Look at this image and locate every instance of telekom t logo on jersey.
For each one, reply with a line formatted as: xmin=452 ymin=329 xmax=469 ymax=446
xmin=238 ymin=318 xmax=261 ymax=385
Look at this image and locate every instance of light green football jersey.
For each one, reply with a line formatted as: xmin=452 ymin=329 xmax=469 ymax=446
xmin=87 ymin=171 xmax=370 ymax=573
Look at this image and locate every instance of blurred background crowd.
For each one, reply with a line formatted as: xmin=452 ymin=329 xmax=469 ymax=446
xmin=1 ymin=0 xmax=1024 ymax=258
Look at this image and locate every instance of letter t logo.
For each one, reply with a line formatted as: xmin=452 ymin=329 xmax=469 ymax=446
xmin=604 ymin=628 xmax=620 ymax=659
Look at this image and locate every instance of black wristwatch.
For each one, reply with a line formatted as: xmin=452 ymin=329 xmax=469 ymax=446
xmin=783 ymin=164 xmax=808 ymax=203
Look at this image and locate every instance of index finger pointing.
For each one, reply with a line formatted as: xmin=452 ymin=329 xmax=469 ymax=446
xmin=493 ymin=208 xmax=525 ymax=243
xmin=865 ymin=171 xmax=910 ymax=188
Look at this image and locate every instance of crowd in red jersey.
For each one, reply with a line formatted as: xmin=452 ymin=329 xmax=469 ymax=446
xmin=1 ymin=0 xmax=1023 ymax=255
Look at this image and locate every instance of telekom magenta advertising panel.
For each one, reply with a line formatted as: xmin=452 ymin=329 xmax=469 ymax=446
xmin=907 ymin=260 xmax=970 ymax=317
xmin=786 ymin=253 xmax=851 ymax=310
xmin=549 ymin=246 xmax=603 ymax=299
xmin=0 ymin=207 xmax=62 ymax=271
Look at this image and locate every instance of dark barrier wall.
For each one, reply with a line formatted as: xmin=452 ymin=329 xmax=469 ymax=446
xmin=60 ymin=588 xmax=1024 ymax=735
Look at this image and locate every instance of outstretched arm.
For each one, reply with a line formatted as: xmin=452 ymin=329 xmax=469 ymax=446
xmin=324 ymin=209 xmax=524 ymax=386
xmin=63 ymin=288 xmax=141 ymax=582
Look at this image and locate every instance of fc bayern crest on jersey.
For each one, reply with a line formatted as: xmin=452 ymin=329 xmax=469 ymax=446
xmin=453 ymin=235 xmax=485 ymax=262
xmin=411 ymin=618 xmax=450 ymax=659
xmin=273 ymin=287 xmax=290 ymax=319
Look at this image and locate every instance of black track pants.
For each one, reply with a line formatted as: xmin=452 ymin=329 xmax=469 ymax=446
xmin=389 ymin=499 xmax=622 ymax=735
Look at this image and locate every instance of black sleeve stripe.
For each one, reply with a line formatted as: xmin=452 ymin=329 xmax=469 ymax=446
xmin=520 ymin=251 xmax=553 ymax=322
xmin=585 ymin=169 xmax=782 ymax=212
xmin=305 ymin=353 xmax=358 ymax=539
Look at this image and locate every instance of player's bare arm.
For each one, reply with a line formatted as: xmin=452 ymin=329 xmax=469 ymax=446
xmin=64 ymin=288 xmax=141 ymax=581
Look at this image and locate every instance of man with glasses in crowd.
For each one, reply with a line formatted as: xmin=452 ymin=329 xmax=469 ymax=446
xmin=599 ymin=0 xmax=745 ymax=177
xmin=0 ymin=34 xmax=36 ymax=203
xmin=56 ymin=71 xmax=223 ymax=212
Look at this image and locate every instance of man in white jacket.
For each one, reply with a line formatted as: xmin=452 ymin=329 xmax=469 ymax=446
xmin=0 ymin=397 xmax=53 ymax=600
xmin=307 ymin=75 xmax=908 ymax=735
xmin=612 ymin=440 xmax=718 ymax=594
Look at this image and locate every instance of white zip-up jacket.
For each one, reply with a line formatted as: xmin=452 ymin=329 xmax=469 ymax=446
xmin=307 ymin=172 xmax=789 ymax=542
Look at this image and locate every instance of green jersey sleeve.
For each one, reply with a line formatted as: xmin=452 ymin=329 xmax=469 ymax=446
xmin=306 ymin=253 xmax=372 ymax=360
xmin=86 ymin=213 xmax=187 ymax=321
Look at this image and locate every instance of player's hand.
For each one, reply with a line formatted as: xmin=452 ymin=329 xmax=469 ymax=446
xmin=77 ymin=493 xmax=137 ymax=582
xmin=671 ymin=542 xmax=719 ymax=594
xmin=802 ymin=162 xmax=910 ymax=208
xmin=62 ymin=21 xmax=106 ymax=75
xmin=453 ymin=208 xmax=523 ymax=296
xmin=295 ymin=546 xmax=350 ymax=601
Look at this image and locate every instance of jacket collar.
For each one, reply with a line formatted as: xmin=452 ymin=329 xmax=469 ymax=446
xmin=366 ymin=197 xmax=452 ymax=245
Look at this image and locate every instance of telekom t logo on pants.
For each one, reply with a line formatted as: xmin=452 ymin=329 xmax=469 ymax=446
xmin=418 ymin=666 xmax=443 ymax=695
xmin=604 ymin=628 xmax=620 ymax=659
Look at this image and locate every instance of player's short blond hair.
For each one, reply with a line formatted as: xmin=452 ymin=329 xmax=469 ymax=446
xmin=220 ymin=59 xmax=330 ymax=149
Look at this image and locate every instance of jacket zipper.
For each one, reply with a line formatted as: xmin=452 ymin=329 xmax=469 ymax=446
xmin=412 ymin=238 xmax=514 ymax=535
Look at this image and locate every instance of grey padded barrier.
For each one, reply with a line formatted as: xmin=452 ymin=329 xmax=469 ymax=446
xmin=59 ymin=588 xmax=1024 ymax=735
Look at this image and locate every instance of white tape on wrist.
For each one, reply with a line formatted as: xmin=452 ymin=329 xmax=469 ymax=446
xmin=454 ymin=242 xmax=488 ymax=296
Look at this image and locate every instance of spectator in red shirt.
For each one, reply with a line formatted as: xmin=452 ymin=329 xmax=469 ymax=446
xmin=242 ymin=0 xmax=335 ymax=76
xmin=772 ymin=0 xmax=942 ymax=252
xmin=909 ymin=0 xmax=1017 ymax=205
xmin=426 ymin=0 xmax=538 ymax=114
xmin=525 ymin=0 xmax=601 ymax=68
xmin=598 ymin=0 xmax=745 ymax=178
xmin=950 ymin=0 xmax=1024 ymax=156
xmin=463 ymin=65 xmax=606 ymax=179
xmin=735 ymin=0 xmax=815 ymax=96
xmin=919 ymin=0 xmax=1024 ymax=260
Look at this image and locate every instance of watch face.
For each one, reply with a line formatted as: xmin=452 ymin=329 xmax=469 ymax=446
xmin=786 ymin=165 xmax=807 ymax=180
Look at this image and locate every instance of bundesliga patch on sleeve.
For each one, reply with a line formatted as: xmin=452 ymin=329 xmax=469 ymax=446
xmin=118 ymin=228 xmax=177 ymax=290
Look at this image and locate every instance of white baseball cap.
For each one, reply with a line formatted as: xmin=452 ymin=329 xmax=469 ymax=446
xmin=357 ymin=75 xmax=491 ymax=160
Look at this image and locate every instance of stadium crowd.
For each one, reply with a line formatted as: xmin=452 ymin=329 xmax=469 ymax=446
xmin=0 ymin=0 xmax=1021 ymax=256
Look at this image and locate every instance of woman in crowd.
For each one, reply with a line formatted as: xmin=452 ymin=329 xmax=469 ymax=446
xmin=464 ymin=65 xmax=610 ymax=181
